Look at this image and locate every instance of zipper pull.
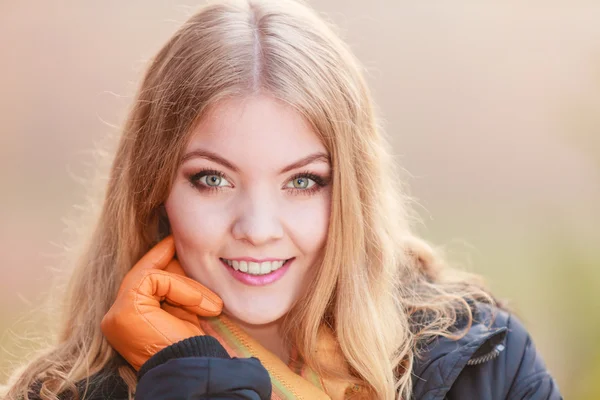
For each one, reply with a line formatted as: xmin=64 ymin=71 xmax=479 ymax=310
xmin=466 ymin=343 xmax=506 ymax=366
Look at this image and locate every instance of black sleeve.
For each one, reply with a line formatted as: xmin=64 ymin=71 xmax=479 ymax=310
xmin=135 ymin=336 xmax=272 ymax=400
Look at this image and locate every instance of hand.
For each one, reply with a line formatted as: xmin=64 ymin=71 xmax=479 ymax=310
xmin=100 ymin=235 xmax=223 ymax=370
xmin=161 ymin=257 xmax=210 ymax=327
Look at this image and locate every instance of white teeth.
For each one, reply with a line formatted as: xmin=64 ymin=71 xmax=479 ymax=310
xmin=248 ymin=262 xmax=260 ymax=274
xmin=260 ymin=261 xmax=272 ymax=274
xmin=239 ymin=261 xmax=248 ymax=272
xmin=221 ymin=258 xmax=288 ymax=275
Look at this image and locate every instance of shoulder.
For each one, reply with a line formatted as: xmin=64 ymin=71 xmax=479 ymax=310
xmin=469 ymin=306 xmax=562 ymax=399
xmin=27 ymin=370 xmax=129 ymax=400
xmin=412 ymin=302 xmax=563 ymax=400
xmin=80 ymin=372 xmax=130 ymax=400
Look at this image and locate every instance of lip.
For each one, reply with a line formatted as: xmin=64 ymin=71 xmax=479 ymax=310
xmin=220 ymin=257 xmax=294 ymax=287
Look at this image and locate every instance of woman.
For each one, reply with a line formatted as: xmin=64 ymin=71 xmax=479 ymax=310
xmin=3 ymin=0 xmax=561 ymax=399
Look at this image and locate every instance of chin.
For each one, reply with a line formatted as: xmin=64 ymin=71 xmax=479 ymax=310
xmin=223 ymin=300 xmax=291 ymax=326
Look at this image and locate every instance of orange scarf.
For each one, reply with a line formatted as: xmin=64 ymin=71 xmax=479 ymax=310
xmin=198 ymin=315 xmax=366 ymax=400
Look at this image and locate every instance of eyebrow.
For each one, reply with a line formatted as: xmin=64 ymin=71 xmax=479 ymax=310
xmin=181 ymin=149 xmax=330 ymax=174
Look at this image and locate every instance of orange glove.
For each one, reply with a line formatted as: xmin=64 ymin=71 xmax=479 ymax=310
xmin=100 ymin=235 xmax=223 ymax=371
xmin=160 ymin=257 xmax=210 ymax=327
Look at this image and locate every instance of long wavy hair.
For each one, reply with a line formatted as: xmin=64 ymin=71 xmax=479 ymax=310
xmin=3 ymin=0 xmax=494 ymax=399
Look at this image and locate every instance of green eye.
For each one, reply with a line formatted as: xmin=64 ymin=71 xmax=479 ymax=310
xmin=204 ymin=175 xmax=222 ymax=187
xmin=189 ymin=169 xmax=233 ymax=193
xmin=289 ymin=177 xmax=315 ymax=189
xmin=198 ymin=174 xmax=231 ymax=187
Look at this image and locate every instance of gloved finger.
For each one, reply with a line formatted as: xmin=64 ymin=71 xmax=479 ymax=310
xmin=131 ymin=235 xmax=176 ymax=274
xmin=138 ymin=270 xmax=223 ymax=316
xmin=162 ymin=259 xmax=224 ymax=316
xmin=162 ymin=302 xmax=201 ymax=326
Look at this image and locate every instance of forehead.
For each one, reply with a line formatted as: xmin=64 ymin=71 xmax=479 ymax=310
xmin=187 ymin=95 xmax=327 ymax=165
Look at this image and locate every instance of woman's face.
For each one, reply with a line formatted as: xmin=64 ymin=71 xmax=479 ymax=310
xmin=165 ymin=94 xmax=332 ymax=326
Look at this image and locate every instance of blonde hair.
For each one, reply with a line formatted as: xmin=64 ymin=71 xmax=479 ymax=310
xmin=3 ymin=0 xmax=494 ymax=399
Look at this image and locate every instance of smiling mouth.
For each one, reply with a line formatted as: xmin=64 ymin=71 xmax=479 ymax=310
xmin=219 ymin=258 xmax=293 ymax=276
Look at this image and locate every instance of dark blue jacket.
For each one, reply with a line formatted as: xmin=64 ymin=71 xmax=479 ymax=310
xmin=410 ymin=304 xmax=561 ymax=399
xmin=29 ymin=304 xmax=562 ymax=399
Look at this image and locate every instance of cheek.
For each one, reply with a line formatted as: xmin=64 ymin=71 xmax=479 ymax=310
xmin=164 ymin=185 xmax=230 ymax=256
xmin=284 ymin=195 xmax=331 ymax=253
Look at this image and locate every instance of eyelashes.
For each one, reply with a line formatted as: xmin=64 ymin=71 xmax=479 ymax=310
xmin=187 ymin=168 xmax=331 ymax=196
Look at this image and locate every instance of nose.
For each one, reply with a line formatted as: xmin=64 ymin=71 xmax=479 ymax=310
xmin=231 ymin=189 xmax=284 ymax=246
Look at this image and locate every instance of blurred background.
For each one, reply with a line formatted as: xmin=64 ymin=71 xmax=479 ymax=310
xmin=1 ymin=1 xmax=599 ymax=398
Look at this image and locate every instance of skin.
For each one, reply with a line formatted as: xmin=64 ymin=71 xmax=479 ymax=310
xmin=164 ymin=94 xmax=332 ymax=361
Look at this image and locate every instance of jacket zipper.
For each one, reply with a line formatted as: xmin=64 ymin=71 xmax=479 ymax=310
xmin=466 ymin=343 xmax=506 ymax=366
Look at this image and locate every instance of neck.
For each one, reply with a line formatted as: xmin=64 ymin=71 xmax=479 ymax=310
xmin=226 ymin=314 xmax=290 ymax=364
